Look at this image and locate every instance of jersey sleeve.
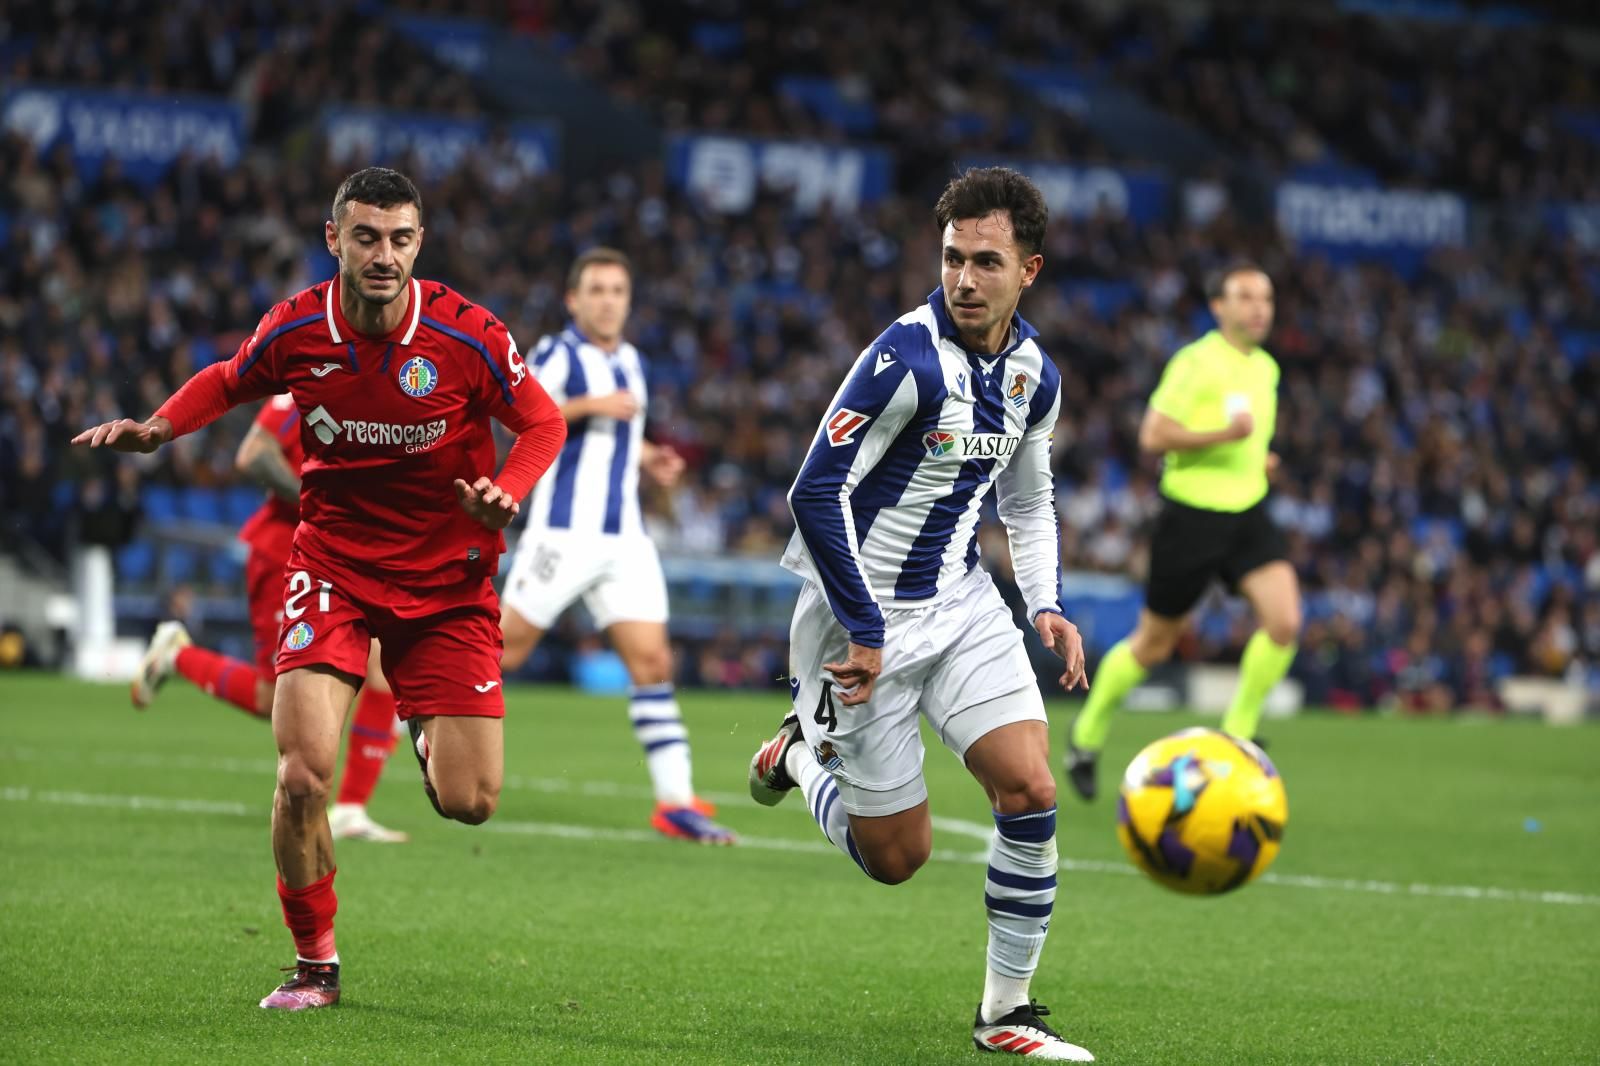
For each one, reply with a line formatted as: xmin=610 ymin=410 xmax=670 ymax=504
xmin=226 ymin=308 xmax=293 ymax=394
xmin=996 ymin=360 xmax=1065 ymax=622
xmin=154 ymin=309 xmax=284 ymax=435
xmin=1148 ymin=349 xmax=1198 ymax=426
xmin=787 ymin=342 xmax=925 ymax=648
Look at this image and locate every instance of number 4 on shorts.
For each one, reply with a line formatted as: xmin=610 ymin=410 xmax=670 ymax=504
xmin=813 ymin=684 xmax=837 ymax=732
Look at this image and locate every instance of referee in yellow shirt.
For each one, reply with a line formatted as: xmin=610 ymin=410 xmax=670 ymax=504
xmin=1066 ymin=263 xmax=1301 ymax=800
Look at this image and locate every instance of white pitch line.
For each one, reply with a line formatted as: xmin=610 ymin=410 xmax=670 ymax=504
xmin=0 ymin=746 xmax=998 ymax=844
xmin=2 ymin=785 xmax=1596 ymax=909
xmin=0 ymin=785 xmax=252 ymax=817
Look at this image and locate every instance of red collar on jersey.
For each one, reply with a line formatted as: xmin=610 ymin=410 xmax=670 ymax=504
xmin=326 ymin=274 xmax=423 ymax=346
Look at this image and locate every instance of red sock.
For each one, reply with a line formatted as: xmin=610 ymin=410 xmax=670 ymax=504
xmin=336 ymin=686 xmax=398 ymax=806
xmin=175 ymin=647 xmax=265 ymax=717
xmin=277 ymin=869 xmax=337 ymax=962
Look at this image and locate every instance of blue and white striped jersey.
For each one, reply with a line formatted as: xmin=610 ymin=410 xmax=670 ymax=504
xmin=782 ymin=289 xmax=1065 ymax=647
xmin=525 ymin=325 xmax=648 ymax=537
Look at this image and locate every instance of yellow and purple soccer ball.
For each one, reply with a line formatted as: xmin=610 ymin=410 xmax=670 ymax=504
xmin=1116 ymin=727 xmax=1288 ymax=895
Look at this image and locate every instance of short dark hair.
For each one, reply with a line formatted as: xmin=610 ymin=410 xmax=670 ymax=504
xmin=934 ymin=167 xmax=1049 ymax=257
xmin=566 ymin=247 xmax=633 ymax=292
xmin=1205 ymin=261 xmax=1269 ymax=301
xmin=332 ymin=167 xmax=423 ymax=224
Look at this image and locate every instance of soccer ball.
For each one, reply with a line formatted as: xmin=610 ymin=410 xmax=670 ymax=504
xmin=1116 ymin=727 xmax=1288 ymax=895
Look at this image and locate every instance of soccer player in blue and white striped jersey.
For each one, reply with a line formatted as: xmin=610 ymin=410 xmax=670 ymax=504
xmin=747 ymin=168 xmax=1094 ymax=1060
xmin=502 ymin=248 xmax=733 ymax=845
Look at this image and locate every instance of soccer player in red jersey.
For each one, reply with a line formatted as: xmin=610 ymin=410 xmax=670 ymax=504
xmin=131 ymin=392 xmax=408 ymax=843
xmin=74 ymin=168 xmax=567 ymax=1010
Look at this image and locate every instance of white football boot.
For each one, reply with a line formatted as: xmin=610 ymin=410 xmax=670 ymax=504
xmin=130 ymin=621 xmax=192 ymax=709
xmin=328 ymin=803 xmax=409 ymax=843
xmin=974 ymin=1001 xmax=1094 ymax=1061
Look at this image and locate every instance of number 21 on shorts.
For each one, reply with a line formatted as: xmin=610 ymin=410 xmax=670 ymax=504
xmin=284 ymin=570 xmax=333 ymax=619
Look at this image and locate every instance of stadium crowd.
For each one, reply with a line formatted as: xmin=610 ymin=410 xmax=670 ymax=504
xmin=2 ymin=1 xmax=1597 ymax=705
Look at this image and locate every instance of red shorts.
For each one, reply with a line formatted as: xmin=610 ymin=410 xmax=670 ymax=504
xmin=273 ymin=543 xmax=506 ymax=720
xmin=246 ymin=546 xmax=290 ymax=678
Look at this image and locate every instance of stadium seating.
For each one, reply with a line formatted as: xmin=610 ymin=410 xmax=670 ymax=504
xmin=2 ymin=1 xmax=1595 ymax=708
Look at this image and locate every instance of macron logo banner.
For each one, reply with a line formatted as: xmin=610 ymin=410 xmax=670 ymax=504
xmin=668 ymin=134 xmax=892 ymax=215
xmin=2 ymin=86 xmax=243 ymax=183
xmin=322 ymin=108 xmax=558 ymax=180
xmin=1276 ymin=179 xmax=1465 ymax=274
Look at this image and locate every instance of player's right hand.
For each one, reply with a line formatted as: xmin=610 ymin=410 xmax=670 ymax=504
xmin=1225 ymin=410 xmax=1255 ymax=441
xmin=591 ymin=391 xmax=639 ymax=421
xmin=71 ymin=417 xmax=172 ymax=453
xmin=824 ymin=643 xmax=882 ymax=706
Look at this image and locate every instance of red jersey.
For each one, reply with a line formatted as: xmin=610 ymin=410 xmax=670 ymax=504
xmin=166 ymin=275 xmax=563 ymax=588
xmin=237 ymin=394 xmax=303 ymax=562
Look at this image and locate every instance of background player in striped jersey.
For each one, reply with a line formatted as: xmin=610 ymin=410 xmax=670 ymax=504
xmin=500 ymin=248 xmax=734 ymax=845
xmin=1064 ymin=264 xmax=1300 ymax=801
xmin=746 ymin=168 xmax=1094 ymax=1060
xmin=130 ymin=393 xmax=406 ymax=843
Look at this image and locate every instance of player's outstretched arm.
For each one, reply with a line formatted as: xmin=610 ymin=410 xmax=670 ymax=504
xmin=72 ymin=416 xmax=174 ymax=453
xmin=74 ymin=356 xmax=273 ymax=453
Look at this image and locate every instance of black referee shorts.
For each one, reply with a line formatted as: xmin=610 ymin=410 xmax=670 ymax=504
xmin=1145 ymin=495 xmax=1288 ymax=619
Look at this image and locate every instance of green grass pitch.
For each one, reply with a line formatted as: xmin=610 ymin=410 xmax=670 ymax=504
xmin=1 ymin=674 xmax=1596 ymax=1064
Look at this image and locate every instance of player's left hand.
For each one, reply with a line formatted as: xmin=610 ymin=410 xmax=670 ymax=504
xmin=454 ymin=476 xmax=520 ymax=531
xmin=1035 ymin=611 xmax=1089 ymax=692
xmin=642 ymin=444 xmax=686 ymax=487
xmin=1266 ymin=451 xmax=1281 ymax=478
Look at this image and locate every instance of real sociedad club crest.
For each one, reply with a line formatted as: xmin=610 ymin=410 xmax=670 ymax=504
xmin=924 ymin=431 xmax=956 ymax=457
xmin=1009 ymin=372 xmax=1028 ymax=408
xmin=284 ymin=621 xmax=315 ymax=651
xmin=399 ymin=356 xmax=438 ymax=397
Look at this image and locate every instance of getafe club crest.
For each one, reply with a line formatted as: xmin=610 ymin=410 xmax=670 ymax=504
xmin=284 ymin=621 xmax=315 ymax=651
xmin=399 ymin=356 xmax=439 ymax=398
xmin=1009 ymin=372 xmax=1028 ymax=408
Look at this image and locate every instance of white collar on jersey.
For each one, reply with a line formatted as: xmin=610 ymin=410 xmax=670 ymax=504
xmin=325 ymin=275 xmax=422 ymax=346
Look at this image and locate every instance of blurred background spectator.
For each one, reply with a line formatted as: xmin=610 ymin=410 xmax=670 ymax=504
xmin=1 ymin=0 xmax=1596 ymax=705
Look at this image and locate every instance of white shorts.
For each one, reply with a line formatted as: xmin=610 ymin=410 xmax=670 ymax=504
xmin=501 ymin=527 xmax=669 ymax=630
xmin=788 ymin=567 xmax=1046 ymax=817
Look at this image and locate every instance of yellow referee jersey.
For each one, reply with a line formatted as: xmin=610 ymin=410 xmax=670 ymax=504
xmin=1147 ymin=330 xmax=1279 ymax=512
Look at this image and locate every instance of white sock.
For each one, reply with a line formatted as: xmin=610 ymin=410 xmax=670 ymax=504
xmin=981 ymin=807 xmax=1059 ymax=1022
xmin=785 ymin=744 xmax=875 ymax=879
xmin=982 ymin=971 xmax=1034 ymax=1025
xmin=629 ymin=684 xmax=693 ymax=806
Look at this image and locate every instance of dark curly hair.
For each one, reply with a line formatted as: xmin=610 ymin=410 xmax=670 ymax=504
xmin=934 ymin=166 xmax=1048 ymax=256
xmin=332 ymin=167 xmax=423 ymax=224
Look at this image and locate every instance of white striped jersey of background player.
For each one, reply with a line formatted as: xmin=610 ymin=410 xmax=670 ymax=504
xmin=500 ymin=248 xmax=734 ymax=844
